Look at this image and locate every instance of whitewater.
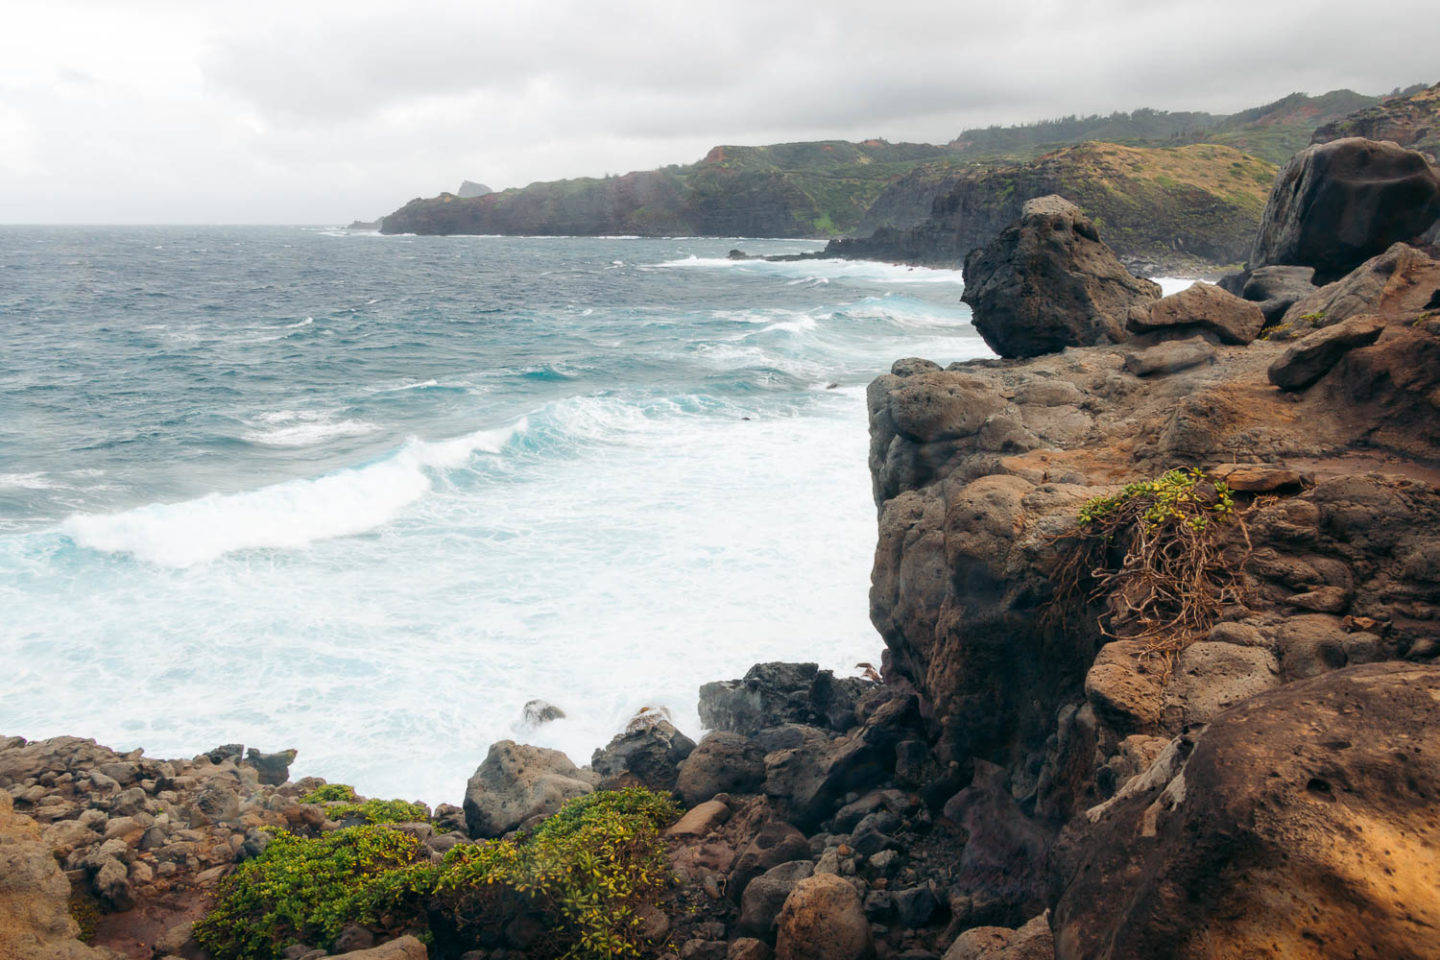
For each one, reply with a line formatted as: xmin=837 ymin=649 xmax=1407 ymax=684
xmin=0 ymin=227 xmax=998 ymax=804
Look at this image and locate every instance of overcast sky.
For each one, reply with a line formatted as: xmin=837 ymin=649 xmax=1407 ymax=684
xmin=2 ymin=0 xmax=1435 ymax=225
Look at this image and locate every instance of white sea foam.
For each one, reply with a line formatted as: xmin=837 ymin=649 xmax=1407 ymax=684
xmin=0 ymin=473 xmax=57 ymax=490
xmin=61 ymin=425 xmax=515 ymax=566
xmin=242 ymin=411 xmax=380 ymax=447
xmin=653 ymin=255 xmax=966 ymax=285
xmin=1152 ymin=276 xmax=1200 ymax=298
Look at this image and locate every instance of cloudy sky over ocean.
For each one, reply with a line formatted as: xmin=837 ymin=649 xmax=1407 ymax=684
xmin=2 ymin=0 xmax=1436 ymax=223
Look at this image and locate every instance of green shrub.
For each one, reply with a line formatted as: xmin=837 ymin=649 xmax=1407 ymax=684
xmin=193 ymin=825 xmax=431 ymax=959
xmin=193 ymin=789 xmax=679 ymax=960
xmin=300 ymin=783 xmax=358 ymax=804
xmin=327 ymin=798 xmax=430 ymax=825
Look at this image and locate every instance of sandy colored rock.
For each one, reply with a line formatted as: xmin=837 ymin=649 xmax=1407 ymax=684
xmin=330 ymin=935 xmax=428 ymax=959
xmin=665 ymin=799 xmax=731 ymax=838
xmin=774 ymin=872 xmax=875 ymax=960
xmin=1054 ymin=662 xmax=1440 ymax=959
xmin=461 ymin=740 xmax=593 ymax=839
xmin=0 ymin=792 xmax=111 ymax=960
xmin=1268 ymin=314 xmax=1386 ymax=390
xmin=1127 ymin=281 xmax=1265 ymax=344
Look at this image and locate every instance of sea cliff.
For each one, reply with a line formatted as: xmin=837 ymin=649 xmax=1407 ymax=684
xmin=5 ymin=123 xmax=1440 ymax=960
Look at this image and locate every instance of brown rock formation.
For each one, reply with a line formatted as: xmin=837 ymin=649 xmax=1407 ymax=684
xmin=1051 ymin=662 xmax=1440 ymax=960
xmin=0 ymin=791 xmax=113 ymax=960
xmin=960 ymin=195 xmax=1161 ymax=358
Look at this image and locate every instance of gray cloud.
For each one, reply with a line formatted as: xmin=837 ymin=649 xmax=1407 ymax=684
xmin=1 ymin=0 xmax=1436 ymax=223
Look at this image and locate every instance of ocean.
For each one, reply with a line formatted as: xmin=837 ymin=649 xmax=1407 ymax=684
xmin=0 ymin=226 xmax=989 ymax=804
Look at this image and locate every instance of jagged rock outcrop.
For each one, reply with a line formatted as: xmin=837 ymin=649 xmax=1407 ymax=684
xmin=699 ymin=662 xmax=874 ymax=736
xmin=960 ymin=196 xmax=1162 ymax=358
xmin=1279 ymin=241 xmax=1440 ymax=332
xmin=1051 ymin=662 xmax=1440 ymax=959
xmin=1249 ymin=137 xmax=1440 ymax=283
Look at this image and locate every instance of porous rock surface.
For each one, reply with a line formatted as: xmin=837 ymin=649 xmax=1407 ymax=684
xmin=463 ymin=740 xmax=595 ymax=838
xmin=960 ymin=195 xmax=1161 ymax=358
xmin=1052 ymin=662 xmax=1440 ymax=959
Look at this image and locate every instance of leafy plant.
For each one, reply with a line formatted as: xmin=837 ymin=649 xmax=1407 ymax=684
xmin=193 ymin=825 xmax=430 ymax=959
xmin=193 ymin=789 xmax=679 ymax=960
xmin=327 ymin=798 xmax=430 ymax=825
xmin=300 ymin=783 xmax=358 ymax=804
xmin=1054 ymin=469 xmax=1250 ymax=661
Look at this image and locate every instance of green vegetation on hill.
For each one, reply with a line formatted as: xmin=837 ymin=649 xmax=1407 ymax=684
xmin=947 ymin=89 xmax=1383 ymax=165
xmin=829 ymin=140 xmax=1276 ymax=270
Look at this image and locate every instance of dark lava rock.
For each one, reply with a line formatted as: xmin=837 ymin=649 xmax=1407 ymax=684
xmin=1240 ymin=265 xmax=1316 ymax=322
xmin=943 ymin=761 xmax=1051 ymax=931
xmin=699 ymin=662 xmax=872 ymax=735
xmin=729 ymin=821 xmax=812 ymax=903
xmin=738 ymin=860 xmax=815 ymax=939
xmin=1249 ymin=137 xmax=1440 ymax=283
xmin=590 ymin=718 xmax=696 ymax=791
xmin=675 ymin=732 xmax=766 ymax=806
xmin=244 ymin=747 xmax=297 ymax=786
xmin=961 ymin=195 xmax=1161 ymax=358
xmin=1052 ymin=662 xmax=1440 ymax=959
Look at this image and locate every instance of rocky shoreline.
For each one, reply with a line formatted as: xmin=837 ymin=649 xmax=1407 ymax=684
xmin=7 ymin=113 xmax=1440 ymax=960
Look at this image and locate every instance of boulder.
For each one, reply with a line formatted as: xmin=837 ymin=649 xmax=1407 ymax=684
xmin=1249 ymin=137 xmax=1440 ymax=283
xmin=1121 ymin=338 xmax=1215 ymax=377
xmin=1240 ymin=265 xmax=1316 ymax=322
xmin=243 ymin=747 xmax=297 ymax=786
xmin=943 ymin=912 xmax=1054 ymax=960
xmin=763 ymin=696 xmax=920 ymax=830
xmin=961 ymin=195 xmax=1162 ymax=358
xmin=329 ymin=936 xmax=429 ymax=959
xmin=1052 ymin=662 xmax=1440 ymax=959
xmin=666 ymin=799 xmax=730 ymax=838
xmin=675 ymin=733 xmax=766 ymax=805
xmin=775 ymin=873 xmax=876 ymax=960
xmin=1126 ymin=282 xmax=1265 ymax=344
xmin=462 ymin=740 xmax=593 ymax=838
xmin=1267 ymin=314 xmax=1386 ymax=390
xmin=699 ymin=662 xmax=871 ymax=735
xmin=728 ymin=821 xmax=812 ymax=902
xmin=590 ymin=719 xmax=695 ymax=791
xmin=738 ymin=860 xmax=815 ymax=939
xmin=1279 ymin=242 xmax=1440 ymax=334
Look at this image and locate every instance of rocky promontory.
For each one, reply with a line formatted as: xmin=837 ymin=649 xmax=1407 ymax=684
xmin=7 ymin=130 xmax=1440 ymax=960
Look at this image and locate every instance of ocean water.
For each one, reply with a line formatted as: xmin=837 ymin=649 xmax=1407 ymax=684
xmin=0 ymin=226 xmax=989 ymax=804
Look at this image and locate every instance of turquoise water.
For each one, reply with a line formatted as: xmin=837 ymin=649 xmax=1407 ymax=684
xmin=0 ymin=227 xmax=986 ymax=803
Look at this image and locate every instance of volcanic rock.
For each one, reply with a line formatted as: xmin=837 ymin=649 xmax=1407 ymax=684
xmin=590 ymin=719 xmax=696 ymax=791
xmin=1267 ymin=314 xmax=1386 ymax=390
xmin=1249 ymin=137 xmax=1440 ymax=282
xmin=1126 ymin=281 xmax=1264 ymax=344
xmin=1052 ymin=662 xmax=1440 ymax=959
xmin=775 ymin=873 xmax=876 ymax=960
xmin=961 ymin=195 xmax=1162 ymax=358
xmin=462 ymin=740 xmax=593 ymax=839
xmin=676 ymin=733 xmax=766 ymax=806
